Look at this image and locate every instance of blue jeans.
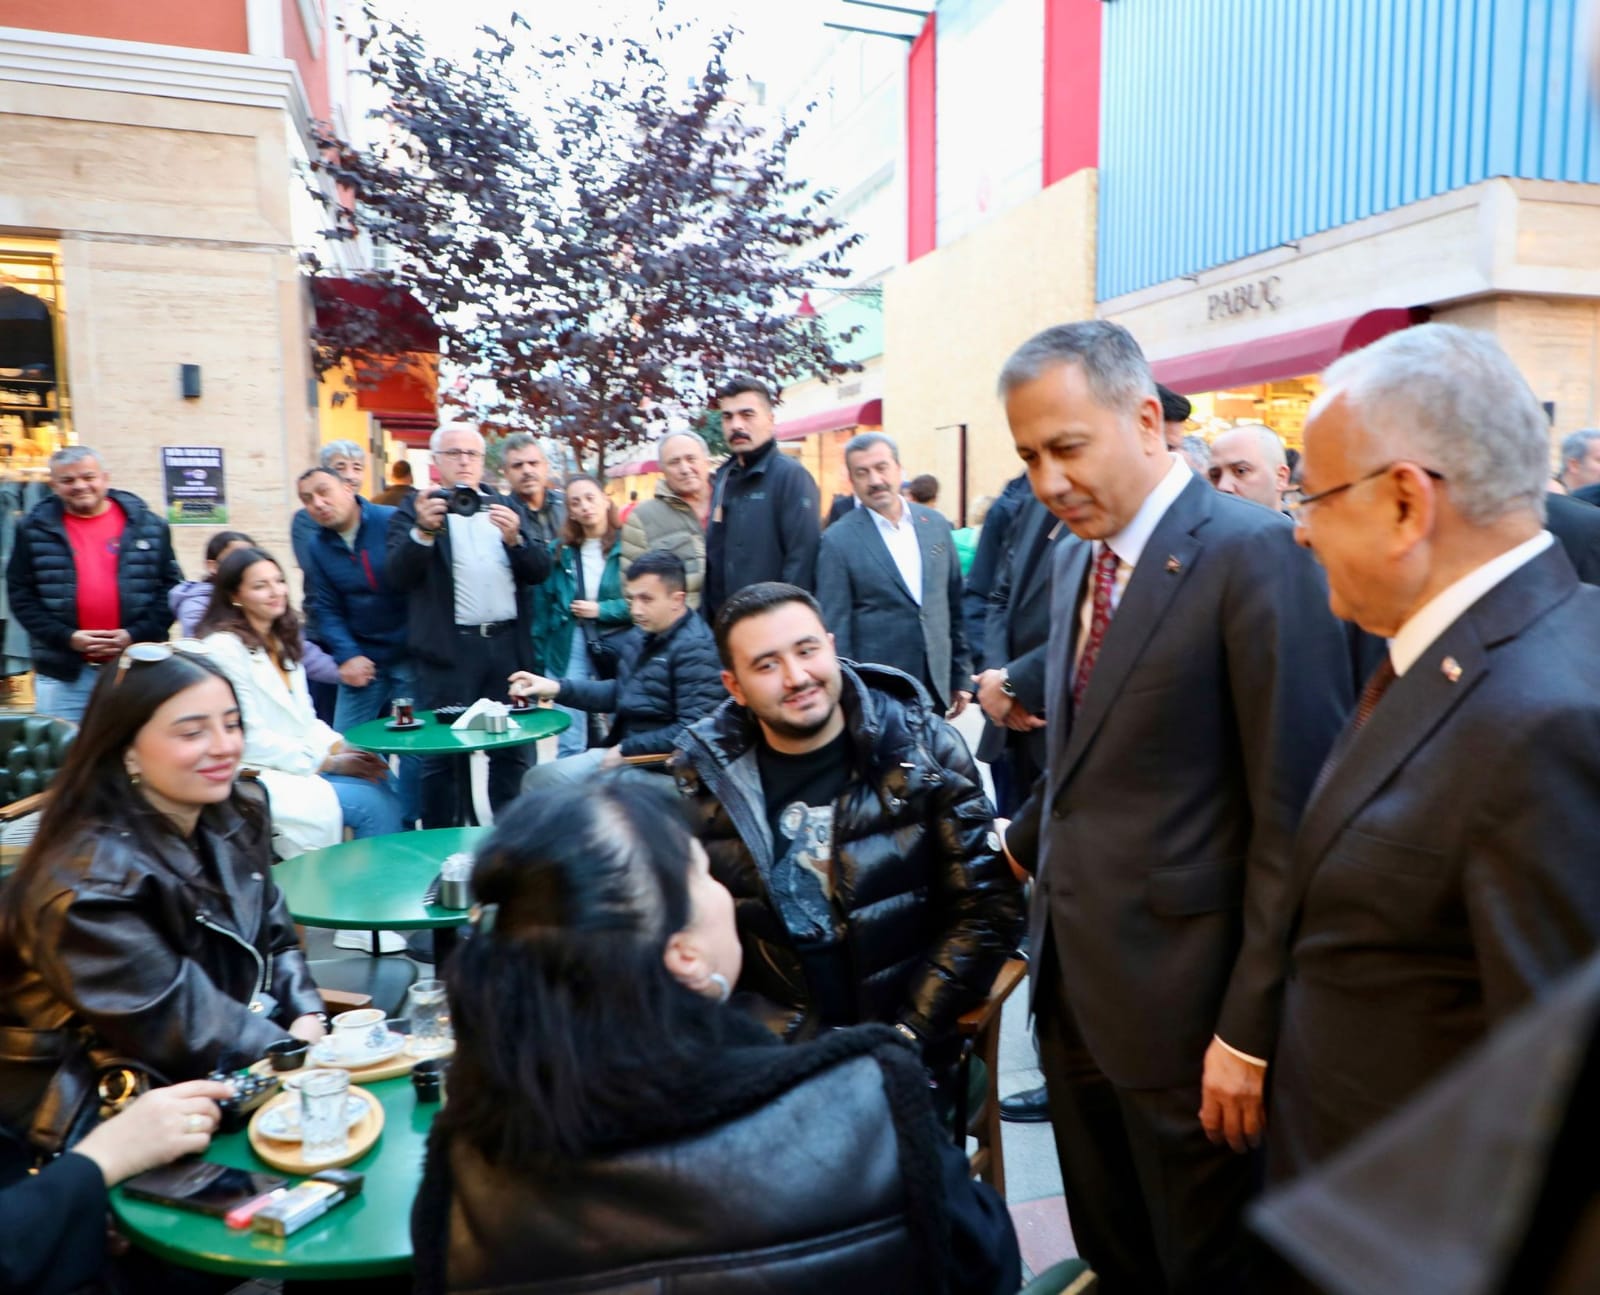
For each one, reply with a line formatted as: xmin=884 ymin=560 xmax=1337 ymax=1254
xmin=334 ymin=660 xmax=421 ymax=826
xmin=34 ymin=667 xmax=99 ymax=725
xmin=322 ymin=773 xmax=404 ymax=839
xmin=555 ymin=624 xmax=592 ymax=757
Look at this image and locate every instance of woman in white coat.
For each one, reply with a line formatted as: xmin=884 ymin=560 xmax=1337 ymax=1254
xmin=198 ymin=548 xmax=402 ymax=858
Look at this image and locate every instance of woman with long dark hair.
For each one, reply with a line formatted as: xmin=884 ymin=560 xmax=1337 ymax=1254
xmin=0 ymin=646 xmax=326 ymax=1148
xmin=529 ymin=474 xmax=630 ymax=756
xmin=411 ymin=780 xmax=1019 ymax=1294
xmin=198 ymin=547 xmax=401 ymax=857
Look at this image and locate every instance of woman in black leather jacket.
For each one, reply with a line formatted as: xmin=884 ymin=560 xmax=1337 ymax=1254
xmin=411 ymin=780 xmax=1020 ymax=1295
xmin=0 ymin=644 xmax=326 ymax=1149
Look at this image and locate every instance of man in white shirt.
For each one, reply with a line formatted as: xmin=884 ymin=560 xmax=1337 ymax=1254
xmin=1001 ymin=321 xmax=1354 ymax=1293
xmin=815 ymin=432 xmax=971 ymax=717
xmin=1268 ymin=323 xmax=1600 ymax=1189
xmin=385 ymin=422 xmax=551 ymax=826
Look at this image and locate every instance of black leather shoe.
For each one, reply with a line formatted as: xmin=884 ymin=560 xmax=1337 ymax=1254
xmin=998 ymin=1083 xmax=1050 ymax=1123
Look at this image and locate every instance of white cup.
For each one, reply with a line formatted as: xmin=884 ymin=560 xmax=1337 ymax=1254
xmin=329 ymin=1007 xmax=387 ymax=1062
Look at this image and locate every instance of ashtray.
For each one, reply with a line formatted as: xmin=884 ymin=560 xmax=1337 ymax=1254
xmin=432 ymin=705 xmax=469 ymax=722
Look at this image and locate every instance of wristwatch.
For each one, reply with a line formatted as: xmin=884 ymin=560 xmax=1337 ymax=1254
xmin=893 ymin=1022 xmax=920 ymax=1046
xmin=998 ymin=669 xmax=1017 ymax=700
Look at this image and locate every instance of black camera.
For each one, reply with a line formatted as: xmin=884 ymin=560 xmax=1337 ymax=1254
xmin=431 ymin=483 xmax=492 ymax=517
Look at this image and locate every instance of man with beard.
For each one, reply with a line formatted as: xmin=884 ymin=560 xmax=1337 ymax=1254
xmin=702 ymin=377 xmax=821 ymax=618
xmin=816 ymin=432 xmax=971 ymax=716
xmin=671 ymin=582 xmax=1023 ymax=1061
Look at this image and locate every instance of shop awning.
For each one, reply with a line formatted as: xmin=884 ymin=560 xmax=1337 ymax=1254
xmin=1151 ymin=308 xmax=1428 ymax=394
xmin=607 ymin=457 xmax=658 ymax=479
xmin=775 ymin=397 xmax=883 ymax=442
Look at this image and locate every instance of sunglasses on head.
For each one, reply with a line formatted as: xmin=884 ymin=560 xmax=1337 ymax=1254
xmin=113 ymin=639 xmax=212 ymax=688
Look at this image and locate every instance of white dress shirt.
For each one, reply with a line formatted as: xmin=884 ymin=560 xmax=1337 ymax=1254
xmin=870 ymin=503 xmax=924 ymax=606
xmin=447 ymin=512 xmax=518 ymax=626
xmin=1387 ymin=531 xmax=1553 ymax=676
xmin=1074 ymin=454 xmax=1193 ymax=673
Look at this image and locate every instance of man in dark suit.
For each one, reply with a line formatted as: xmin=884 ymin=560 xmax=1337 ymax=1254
xmin=1270 ymin=323 xmax=1600 ymax=1188
xmin=1543 ymin=489 xmax=1600 ymax=582
xmin=815 ymin=432 xmax=972 ymax=716
xmin=1003 ymin=321 xmax=1354 ymax=1293
xmin=386 ymin=421 xmax=551 ymax=826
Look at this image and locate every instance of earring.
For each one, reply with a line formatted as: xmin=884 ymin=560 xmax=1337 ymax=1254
xmin=127 ymin=770 xmax=141 ymax=787
xmin=706 ymin=972 xmax=731 ymax=1004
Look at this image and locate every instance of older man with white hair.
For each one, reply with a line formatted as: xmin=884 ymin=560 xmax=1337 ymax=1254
xmin=1208 ymin=423 xmax=1290 ymax=512
xmin=386 ymin=421 xmax=552 ymax=825
xmin=1271 ymin=323 xmax=1600 ymax=1187
xmin=620 ymin=428 xmax=712 ymax=609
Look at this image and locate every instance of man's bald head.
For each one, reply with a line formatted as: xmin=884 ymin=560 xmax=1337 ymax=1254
xmin=1208 ymin=424 xmax=1290 ymax=511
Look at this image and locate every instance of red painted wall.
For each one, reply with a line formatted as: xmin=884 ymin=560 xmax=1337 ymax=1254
xmin=1043 ymin=0 xmax=1101 ymax=185
xmin=2 ymin=0 xmax=249 ymax=53
xmin=281 ymin=0 xmax=330 ymax=122
xmin=906 ymin=13 xmax=937 ymax=261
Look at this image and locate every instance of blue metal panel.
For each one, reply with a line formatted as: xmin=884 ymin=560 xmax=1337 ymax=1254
xmin=1098 ymin=0 xmax=1600 ymax=301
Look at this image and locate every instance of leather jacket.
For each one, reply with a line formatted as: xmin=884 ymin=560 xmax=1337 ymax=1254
xmin=0 ymin=781 xmax=323 ymax=1087
xmin=671 ymin=662 xmax=1024 ymax=1045
xmin=412 ymin=1024 xmax=1020 ymax=1294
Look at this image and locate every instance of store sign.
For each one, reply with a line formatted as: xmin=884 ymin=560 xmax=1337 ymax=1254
xmin=1207 ymin=275 xmax=1283 ymax=322
xmin=161 ymin=446 xmax=228 ymax=524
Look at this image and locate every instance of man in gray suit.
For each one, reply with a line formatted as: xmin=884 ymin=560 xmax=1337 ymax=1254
xmin=816 ymin=432 xmax=972 ymax=716
xmin=1271 ymin=324 xmax=1600 ymax=1189
xmin=1003 ymin=322 xmax=1354 ymax=1293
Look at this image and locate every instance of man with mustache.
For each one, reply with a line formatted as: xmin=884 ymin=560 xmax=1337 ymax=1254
xmin=672 ymin=581 xmax=1022 ymax=1062
xmin=815 ymin=432 xmax=972 ymax=717
xmin=702 ymin=377 xmax=821 ymax=619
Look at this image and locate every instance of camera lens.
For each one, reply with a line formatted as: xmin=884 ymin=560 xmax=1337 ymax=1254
xmin=447 ymin=485 xmax=482 ymax=517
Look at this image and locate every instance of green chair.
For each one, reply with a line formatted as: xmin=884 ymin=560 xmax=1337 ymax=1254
xmin=0 ymin=714 xmax=75 ymax=878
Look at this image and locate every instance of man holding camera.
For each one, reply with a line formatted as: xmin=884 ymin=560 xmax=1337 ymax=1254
xmin=386 ymin=421 xmax=552 ymax=826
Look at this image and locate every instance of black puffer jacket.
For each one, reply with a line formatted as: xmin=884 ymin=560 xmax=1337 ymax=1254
xmin=412 ymin=1020 xmax=1021 ymax=1295
xmin=0 ymin=781 xmax=323 ymax=1137
xmin=5 ymin=489 xmax=183 ymax=681
xmin=558 ymin=608 xmax=725 ymax=758
xmin=672 ymin=663 xmax=1024 ymax=1044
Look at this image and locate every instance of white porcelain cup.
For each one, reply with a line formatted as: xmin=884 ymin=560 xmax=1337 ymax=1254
xmin=329 ymin=1007 xmax=387 ymax=1062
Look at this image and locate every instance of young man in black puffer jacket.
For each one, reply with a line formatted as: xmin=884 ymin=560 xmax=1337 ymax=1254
xmin=512 ymin=550 xmax=725 ymax=790
xmin=670 ymin=582 xmax=1025 ymax=1063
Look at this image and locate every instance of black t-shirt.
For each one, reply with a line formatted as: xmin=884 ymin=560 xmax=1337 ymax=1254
xmin=756 ymin=728 xmax=856 ymax=1027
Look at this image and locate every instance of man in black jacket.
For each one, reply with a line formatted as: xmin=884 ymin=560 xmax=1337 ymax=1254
xmin=511 ymin=550 xmax=724 ymax=789
xmin=385 ymin=422 xmax=551 ymax=825
xmin=672 ymin=582 xmax=1024 ymax=1058
xmin=6 ymin=447 xmax=181 ymax=722
xmin=702 ymin=377 xmax=821 ymax=618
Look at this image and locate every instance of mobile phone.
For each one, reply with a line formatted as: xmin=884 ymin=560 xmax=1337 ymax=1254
xmin=122 ymin=1161 xmax=288 ymax=1218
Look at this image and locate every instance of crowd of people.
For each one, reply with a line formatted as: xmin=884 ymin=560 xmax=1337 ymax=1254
xmin=1 ymin=327 xmax=1599 ymax=1292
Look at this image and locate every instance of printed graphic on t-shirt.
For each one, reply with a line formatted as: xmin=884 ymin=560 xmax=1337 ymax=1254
xmin=778 ymin=801 xmax=835 ymax=899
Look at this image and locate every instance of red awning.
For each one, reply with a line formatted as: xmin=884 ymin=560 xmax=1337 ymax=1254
xmin=775 ymin=397 xmax=883 ymax=442
xmin=312 ymin=276 xmax=441 ymax=350
xmin=1151 ymin=308 xmax=1428 ymax=394
xmin=607 ymin=457 xmax=658 ymax=479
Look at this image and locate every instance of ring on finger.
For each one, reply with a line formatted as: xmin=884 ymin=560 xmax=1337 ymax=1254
xmin=185 ymin=1112 xmax=209 ymax=1134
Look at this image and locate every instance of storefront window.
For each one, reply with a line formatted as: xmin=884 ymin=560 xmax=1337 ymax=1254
xmin=0 ymin=239 xmax=72 ymax=466
xmin=1187 ymin=376 xmax=1320 ymax=451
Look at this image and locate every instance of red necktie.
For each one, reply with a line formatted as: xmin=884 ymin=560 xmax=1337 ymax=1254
xmin=1311 ymin=656 xmax=1397 ymax=798
xmin=1071 ymin=545 xmax=1122 ymax=713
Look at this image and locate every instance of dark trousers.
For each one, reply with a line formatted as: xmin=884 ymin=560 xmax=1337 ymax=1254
xmin=413 ymin=630 xmax=529 ymax=828
xmin=1035 ymin=948 xmax=1261 ymax=1295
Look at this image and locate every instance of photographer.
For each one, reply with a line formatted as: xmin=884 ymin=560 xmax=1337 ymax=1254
xmin=386 ymin=422 xmax=552 ymax=826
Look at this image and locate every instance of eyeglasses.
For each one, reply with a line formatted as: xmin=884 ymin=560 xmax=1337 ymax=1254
xmin=1285 ymin=461 xmax=1446 ymax=522
xmin=114 ymin=639 xmax=211 ymax=687
xmin=436 ymin=449 xmax=485 ymax=461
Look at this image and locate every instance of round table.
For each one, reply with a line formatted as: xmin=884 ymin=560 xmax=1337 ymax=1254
xmin=342 ymin=707 xmax=568 ymax=826
xmin=276 ymin=827 xmax=490 ymax=963
xmin=111 ymin=1076 xmax=432 ymax=1281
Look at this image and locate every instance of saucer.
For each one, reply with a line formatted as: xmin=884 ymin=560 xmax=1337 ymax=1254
xmin=255 ymin=1094 xmax=368 ymax=1143
xmin=310 ymin=1031 xmax=407 ymax=1069
xmin=384 ymin=718 xmax=424 ymax=731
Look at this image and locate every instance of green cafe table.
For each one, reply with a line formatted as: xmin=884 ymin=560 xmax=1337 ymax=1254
xmin=276 ymin=827 xmax=489 ymax=965
xmin=111 ymin=1076 xmax=431 ymax=1281
xmin=342 ymin=706 xmax=569 ymax=826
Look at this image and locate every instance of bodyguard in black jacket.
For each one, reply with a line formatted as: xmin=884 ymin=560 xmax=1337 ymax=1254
xmin=6 ymin=477 xmax=181 ymax=683
xmin=703 ymin=378 xmax=821 ymax=617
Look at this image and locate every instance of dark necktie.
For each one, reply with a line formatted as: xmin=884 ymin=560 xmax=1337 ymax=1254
xmin=1071 ymin=545 xmax=1122 ymax=713
xmin=1311 ymin=656 xmax=1397 ymax=799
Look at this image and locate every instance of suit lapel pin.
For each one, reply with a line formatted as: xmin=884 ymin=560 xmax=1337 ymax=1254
xmin=1440 ymin=656 xmax=1463 ymax=683
xmin=1164 ymin=555 xmax=1181 ymax=574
